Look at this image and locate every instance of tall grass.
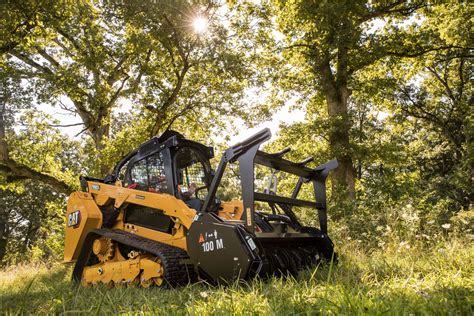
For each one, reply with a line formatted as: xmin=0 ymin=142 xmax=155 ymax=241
xmin=1 ymin=239 xmax=472 ymax=315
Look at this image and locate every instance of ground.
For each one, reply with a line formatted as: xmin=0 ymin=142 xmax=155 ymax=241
xmin=1 ymin=240 xmax=472 ymax=315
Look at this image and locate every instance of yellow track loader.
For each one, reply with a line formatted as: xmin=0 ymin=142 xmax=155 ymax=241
xmin=64 ymin=128 xmax=338 ymax=287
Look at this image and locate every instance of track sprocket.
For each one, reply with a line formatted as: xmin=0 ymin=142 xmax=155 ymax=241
xmin=92 ymin=237 xmax=115 ymax=263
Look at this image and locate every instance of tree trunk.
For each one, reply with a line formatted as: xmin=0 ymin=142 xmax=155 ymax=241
xmin=88 ymin=108 xmax=112 ymax=177
xmin=0 ymin=89 xmax=8 ymax=162
xmin=0 ymin=233 xmax=7 ymax=265
xmin=0 ymin=208 xmax=8 ymax=265
xmin=318 ymin=61 xmax=356 ymax=200
xmin=92 ymin=125 xmax=111 ymax=176
xmin=327 ymin=98 xmax=356 ymax=200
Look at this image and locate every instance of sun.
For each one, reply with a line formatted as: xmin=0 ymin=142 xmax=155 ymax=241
xmin=192 ymin=16 xmax=208 ymax=34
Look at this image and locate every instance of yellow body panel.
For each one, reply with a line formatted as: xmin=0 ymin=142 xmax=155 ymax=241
xmin=88 ymin=182 xmax=197 ymax=229
xmin=64 ymin=192 xmax=103 ymax=262
xmin=120 ymin=222 xmax=188 ymax=250
xmin=218 ymin=200 xmax=244 ymax=220
xmin=65 ymin=181 xmax=199 ymax=261
xmin=64 ymin=180 xmax=246 ymax=285
xmin=82 ymin=253 xmax=162 ymax=286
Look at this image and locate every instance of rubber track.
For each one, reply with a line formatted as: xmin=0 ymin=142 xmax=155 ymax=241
xmin=72 ymin=228 xmax=195 ymax=287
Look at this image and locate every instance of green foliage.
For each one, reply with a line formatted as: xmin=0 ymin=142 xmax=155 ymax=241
xmin=0 ymin=181 xmax=65 ymax=266
xmin=8 ymin=111 xmax=82 ymax=188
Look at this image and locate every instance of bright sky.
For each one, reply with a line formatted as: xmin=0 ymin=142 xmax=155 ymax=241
xmin=228 ymin=102 xmax=305 ymax=144
xmin=42 ymin=98 xmax=306 ymax=144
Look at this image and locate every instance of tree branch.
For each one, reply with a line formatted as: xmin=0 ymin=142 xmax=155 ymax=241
xmin=9 ymin=52 xmax=54 ymax=76
xmin=358 ymin=1 xmax=426 ymax=24
xmin=36 ymin=47 xmax=61 ymax=68
xmin=20 ymin=122 xmax=85 ymax=128
xmin=122 ymin=49 xmax=151 ymax=95
xmin=426 ymin=66 xmax=456 ymax=104
xmin=0 ymin=159 xmax=73 ymax=194
xmin=386 ymin=46 xmax=466 ymax=58
xmin=105 ymin=74 xmax=130 ymax=109
xmin=106 ymin=54 xmax=129 ymax=86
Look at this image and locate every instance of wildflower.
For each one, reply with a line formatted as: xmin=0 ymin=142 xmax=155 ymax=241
xmin=441 ymin=223 xmax=451 ymax=229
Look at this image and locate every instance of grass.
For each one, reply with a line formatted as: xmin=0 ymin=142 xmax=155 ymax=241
xmin=1 ymin=239 xmax=473 ymax=315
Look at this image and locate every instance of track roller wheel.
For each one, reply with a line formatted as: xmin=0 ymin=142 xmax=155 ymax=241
xmin=81 ymin=280 xmax=92 ymax=288
xmin=153 ymin=276 xmax=164 ymax=286
xmin=152 ymin=257 xmax=165 ymax=287
xmin=127 ymin=277 xmax=140 ymax=288
xmin=140 ymin=278 xmax=154 ymax=288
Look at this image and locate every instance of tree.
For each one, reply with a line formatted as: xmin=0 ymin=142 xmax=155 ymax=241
xmin=3 ymin=0 xmax=262 ymax=181
xmin=0 ymin=181 xmax=65 ymax=265
xmin=377 ymin=2 xmax=473 ymax=210
xmin=3 ymin=1 xmax=150 ymax=175
xmin=0 ymin=61 xmax=76 ymax=194
xmin=257 ymin=0 xmax=467 ymax=201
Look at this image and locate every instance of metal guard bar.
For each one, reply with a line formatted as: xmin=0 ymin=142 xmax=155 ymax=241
xmin=202 ymin=128 xmax=338 ymax=235
xmin=254 ymin=192 xmax=324 ymax=209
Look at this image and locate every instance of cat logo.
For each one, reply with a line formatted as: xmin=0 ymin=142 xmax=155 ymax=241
xmin=198 ymin=233 xmax=205 ymax=243
xmin=67 ymin=210 xmax=81 ymax=228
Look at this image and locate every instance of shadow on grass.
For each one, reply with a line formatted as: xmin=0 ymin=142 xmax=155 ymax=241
xmin=0 ymin=266 xmax=74 ymax=314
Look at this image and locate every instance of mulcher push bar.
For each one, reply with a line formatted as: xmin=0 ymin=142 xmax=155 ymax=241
xmin=201 ymin=128 xmax=338 ymax=234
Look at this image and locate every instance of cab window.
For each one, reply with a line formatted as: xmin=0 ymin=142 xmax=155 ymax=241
xmin=129 ymin=152 xmax=167 ymax=193
xmin=175 ymin=147 xmax=209 ymax=199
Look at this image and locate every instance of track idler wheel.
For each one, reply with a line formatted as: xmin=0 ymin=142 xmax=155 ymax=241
xmin=140 ymin=256 xmax=165 ymax=288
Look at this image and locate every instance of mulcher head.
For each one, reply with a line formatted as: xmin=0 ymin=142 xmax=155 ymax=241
xmin=186 ymin=128 xmax=338 ymax=283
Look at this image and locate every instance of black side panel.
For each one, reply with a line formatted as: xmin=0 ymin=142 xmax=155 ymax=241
xmin=125 ymin=205 xmax=173 ymax=233
xmin=100 ymin=205 xmax=120 ymax=228
xmin=186 ymin=213 xmax=263 ymax=283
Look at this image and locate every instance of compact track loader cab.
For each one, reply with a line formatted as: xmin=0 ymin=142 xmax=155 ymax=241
xmin=64 ymin=129 xmax=338 ymax=287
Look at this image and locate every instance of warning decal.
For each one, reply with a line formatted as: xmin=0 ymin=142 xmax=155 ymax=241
xmin=246 ymin=207 xmax=252 ymax=226
xmin=199 ymin=229 xmax=225 ymax=252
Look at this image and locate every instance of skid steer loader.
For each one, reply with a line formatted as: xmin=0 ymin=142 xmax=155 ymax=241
xmin=64 ymin=128 xmax=338 ymax=287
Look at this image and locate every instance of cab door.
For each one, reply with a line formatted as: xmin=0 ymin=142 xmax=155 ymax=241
xmin=173 ymin=146 xmax=212 ymax=200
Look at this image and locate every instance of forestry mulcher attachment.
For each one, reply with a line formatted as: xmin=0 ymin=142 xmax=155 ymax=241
xmin=64 ymin=128 xmax=338 ymax=287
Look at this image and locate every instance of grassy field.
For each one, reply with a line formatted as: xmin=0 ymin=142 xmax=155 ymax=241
xmin=1 ymin=239 xmax=472 ymax=315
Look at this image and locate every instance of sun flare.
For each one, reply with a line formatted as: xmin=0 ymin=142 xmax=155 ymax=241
xmin=192 ymin=16 xmax=208 ymax=34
